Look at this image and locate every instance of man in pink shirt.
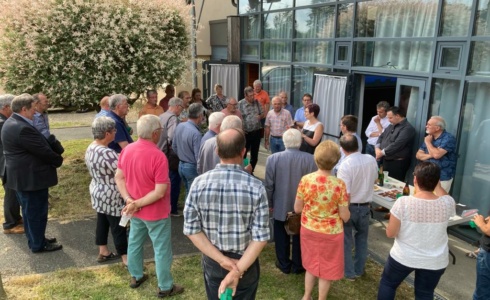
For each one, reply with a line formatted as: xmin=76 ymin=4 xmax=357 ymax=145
xmin=115 ymin=114 xmax=184 ymax=297
xmin=264 ymin=96 xmax=294 ymax=153
xmin=220 ymin=97 xmax=243 ymax=120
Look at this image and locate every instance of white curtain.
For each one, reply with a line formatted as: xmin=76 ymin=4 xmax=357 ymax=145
xmin=313 ymin=74 xmax=347 ymax=142
xmin=210 ymin=64 xmax=239 ymax=100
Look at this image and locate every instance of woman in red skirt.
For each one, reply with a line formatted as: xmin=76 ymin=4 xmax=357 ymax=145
xmin=295 ymin=140 xmax=350 ymax=300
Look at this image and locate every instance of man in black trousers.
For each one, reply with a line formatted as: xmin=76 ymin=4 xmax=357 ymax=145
xmin=2 ymin=94 xmax=63 ymax=252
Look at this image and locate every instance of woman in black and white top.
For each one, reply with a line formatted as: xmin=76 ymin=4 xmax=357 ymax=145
xmin=85 ymin=116 xmax=127 ymax=265
xmin=300 ymin=103 xmax=324 ymax=154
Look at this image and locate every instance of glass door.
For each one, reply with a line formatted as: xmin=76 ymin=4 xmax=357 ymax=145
xmin=394 ymin=78 xmax=428 ymax=182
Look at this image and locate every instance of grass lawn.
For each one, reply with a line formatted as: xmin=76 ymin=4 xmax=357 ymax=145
xmin=1 ymin=137 xmax=415 ymax=299
xmin=3 ymin=244 xmax=413 ymax=300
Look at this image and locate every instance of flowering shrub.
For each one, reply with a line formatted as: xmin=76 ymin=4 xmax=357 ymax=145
xmin=0 ymin=0 xmax=190 ymax=108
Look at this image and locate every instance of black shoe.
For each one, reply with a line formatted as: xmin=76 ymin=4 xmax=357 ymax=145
xmin=46 ymin=237 xmax=57 ymax=243
xmin=275 ymin=260 xmax=291 ymax=274
xmin=292 ymin=267 xmax=306 ymax=274
xmin=130 ymin=274 xmax=148 ymax=289
xmin=33 ymin=242 xmax=63 ymax=253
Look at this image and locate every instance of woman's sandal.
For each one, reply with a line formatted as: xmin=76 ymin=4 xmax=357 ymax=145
xmin=97 ymin=252 xmax=120 ymax=263
xmin=465 ymin=251 xmax=478 ymax=259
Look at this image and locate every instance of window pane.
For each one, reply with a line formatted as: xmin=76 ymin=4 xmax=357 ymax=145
xmin=356 ymin=0 xmax=437 ymax=37
xmin=291 ymin=66 xmax=316 ymax=107
xmin=429 ymin=79 xmax=460 ymax=135
xmin=468 ymin=41 xmax=490 ymax=76
xmin=242 ymin=15 xmax=260 ymax=39
xmin=241 ymin=42 xmax=259 ymax=57
xmin=261 ymin=64 xmax=291 ymax=97
xmin=440 ymin=0 xmax=472 ymax=36
xmin=453 ymin=82 xmax=490 ymax=214
xmin=354 ymin=41 xmax=433 ymax=72
xmin=262 ymin=41 xmax=292 ymax=61
xmin=337 ymin=4 xmax=354 ymax=37
xmin=262 ymin=0 xmax=293 ymax=11
xmin=296 ymin=0 xmax=335 ymax=6
xmin=440 ymin=47 xmax=461 ymax=68
xmin=295 ymin=6 xmax=336 ymax=38
xmin=475 ymin=0 xmax=490 ymax=36
xmin=263 ymin=11 xmax=293 ymax=39
xmin=294 ymin=41 xmax=334 ymax=65
xmin=239 ymin=0 xmax=260 ymax=14
xmin=338 ymin=45 xmax=348 ymax=61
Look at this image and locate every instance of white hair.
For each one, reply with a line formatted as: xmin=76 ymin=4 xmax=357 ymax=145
xmin=208 ymin=112 xmax=225 ymax=129
xmin=221 ymin=115 xmax=242 ymax=131
xmin=283 ymin=129 xmax=302 ymax=149
xmin=137 ymin=114 xmax=161 ymax=139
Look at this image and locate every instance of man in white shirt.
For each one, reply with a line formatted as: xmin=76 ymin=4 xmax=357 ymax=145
xmin=337 ymin=134 xmax=378 ymax=281
xmin=364 ymin=101 xmax=391 ymax=158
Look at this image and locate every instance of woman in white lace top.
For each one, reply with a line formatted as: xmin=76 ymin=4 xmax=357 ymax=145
xmin=377 ymin=162 xmax=456 ymax=300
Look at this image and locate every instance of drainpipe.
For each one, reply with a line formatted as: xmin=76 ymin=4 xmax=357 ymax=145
xmin=191 ymin=0 xmax=197 ymax=87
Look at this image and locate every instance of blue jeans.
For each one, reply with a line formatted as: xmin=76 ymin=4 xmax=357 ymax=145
xmin=169 ymin=170 xmax=181 ymax=214
xmin=202 ymin=252 xmax=260 ymax=300
xmin=474 ymin=247 xmax=490 ymax=300
xmin=274 ymin=219 xmax=303 ymax=273
xmin=377 ymin=255 xmax=445 ymax=300
xmin=178 ymin=162 xmax=198 ymax=199
xmin=16 ymin=189 xmax=49 ymax=252
xmin=344 ymin=204 xmax=371 ymax=278
xmin=127 ymin=217 xmax=174 ymax=290
xmin=269 ymin=136 xmax=285 ymax=154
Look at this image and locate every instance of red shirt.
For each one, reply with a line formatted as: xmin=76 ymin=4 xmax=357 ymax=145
xmin=159 ymin=95 xmax=172 ymax=112
xmin=118 ymin=139 xmax=170 ymax=220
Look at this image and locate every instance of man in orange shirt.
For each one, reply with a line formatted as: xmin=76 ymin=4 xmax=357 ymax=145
xmin=253 ymin=80 xmax=270 ymax=130
xmin=139 ymin=90 xmax=164 ymax=118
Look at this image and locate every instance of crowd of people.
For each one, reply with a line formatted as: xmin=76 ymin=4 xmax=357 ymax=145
xmin=0 ymin=82 xmax=488 ymax=299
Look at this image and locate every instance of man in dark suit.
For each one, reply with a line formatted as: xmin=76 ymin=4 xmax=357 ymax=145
xmin=1 ymin=94 xmax=63 ymax=252
xmin=0 ymin=94 xmax=24 ymax=234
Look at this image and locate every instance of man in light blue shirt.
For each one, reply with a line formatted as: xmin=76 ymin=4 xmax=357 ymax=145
xmin=173 ymin=103 xmax=204 ymax=198
xmin=293 ymin=93 xmax=312 ymax=129
xmin=33 ymin=93 xmax=51 ymax=138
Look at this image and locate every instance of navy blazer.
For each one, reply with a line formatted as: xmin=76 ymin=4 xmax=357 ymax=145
xmin=0 ymin=113 xmax=8 ymax=179
xmin=1 ymin=113 xmax=63 ymax=191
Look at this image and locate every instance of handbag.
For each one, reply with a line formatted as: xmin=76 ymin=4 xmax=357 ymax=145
xmin=284 ymin=212 xmax=301 ymax=235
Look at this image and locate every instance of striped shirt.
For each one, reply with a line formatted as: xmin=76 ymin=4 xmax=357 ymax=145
xmin=183 ymin=164 xmax=270 ymax=254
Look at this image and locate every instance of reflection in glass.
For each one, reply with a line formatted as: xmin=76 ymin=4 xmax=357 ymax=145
xmin=241 ymin=42 xmax=259 ymax=58
xmin=429 ymin=79 xmax=460 ymax=135
xmin=440 ymin=47 xmax=461 ymax=68
xmin=475 ymin=0 xmax=490 ymax=36
xmin=440 ymin=0 xmax=471 ymax=36
xmin=398 ymin=85 xmax=419 ymax=127
xmin=338 ymin=45 xmax=348 ymax=61
xmin=262 ymin=0 xmax=293 ymax=11
xmin=295 ymin=6 xmax=336 ymax=38
xmin=337 ymin=4 xmax=354 ymax=37
xmin=296 ymin=0 xmax=334 ymax=6
xmin=468 ymin=41 xmax=490 ymax=76
xmin=262 ymin=41 xmax=292 ymax=61
xmin=264 ymin=11 xmax=293 ymax=39
xmin=354 ymin=41 xmax=433 ymax=72
xmin=294 ymin=41 xmax=334 ymax=65
xmin=454 ymin=82 xmax=490 ymax=214
xmin=239 ymin=0 xmax=260 ymax=14
xmin=261 ymin=64 xmax=291 ymax=98
xmin=291 ymin=67 xmax=328 ymax=107
xmin=242 ymin=15 xmax=260 ymax=40
xmin=356 ymin=0 xmax=437 ymax=37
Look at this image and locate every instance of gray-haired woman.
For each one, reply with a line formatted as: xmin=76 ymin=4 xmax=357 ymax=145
xmin=85 ymin=116 xmax=127 ymax=265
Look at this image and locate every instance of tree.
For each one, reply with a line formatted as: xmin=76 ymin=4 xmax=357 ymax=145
xmin=0 ymin=0 xmax=190 ymax=108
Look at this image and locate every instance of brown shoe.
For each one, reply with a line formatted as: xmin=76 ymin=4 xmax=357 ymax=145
xmin=3 ymin=224 xmax=24 ymax=234
xmin=130 ymin=274 xmax=148 ymax=289
xmin=374 ymin=206 xmax=389 ymax=212
xmin=157 ymin=284 xmax=184 ymax=298
xmin=384 ymin=213 xmax=391 ymax=220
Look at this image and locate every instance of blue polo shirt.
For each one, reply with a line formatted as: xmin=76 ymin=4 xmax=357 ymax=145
xmin=107 ymin=110 xmax=133 ymax=153
xmin=294 ymin=107 xmax=306 ymax=123
xmin=419 ymin=130 xmax=457 ymax=181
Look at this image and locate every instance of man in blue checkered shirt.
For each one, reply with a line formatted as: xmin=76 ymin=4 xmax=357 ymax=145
xmin=184 ymin=128 xmax=270 ymax=300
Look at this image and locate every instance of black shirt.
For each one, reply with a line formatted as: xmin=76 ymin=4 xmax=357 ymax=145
xmin=377 ymin=118 xmax=415 ymax=160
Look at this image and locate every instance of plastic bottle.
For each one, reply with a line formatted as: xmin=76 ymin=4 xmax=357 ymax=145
xmin=220 ymin=288 xmax=233 ymax=300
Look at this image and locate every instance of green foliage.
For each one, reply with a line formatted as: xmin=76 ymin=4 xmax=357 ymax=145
xmin=0 ymin=0 xmax=190 ymax=108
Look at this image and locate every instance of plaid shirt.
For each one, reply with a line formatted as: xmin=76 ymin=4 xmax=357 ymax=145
xmin=183 ymin=164 xmax=270 ymax=254
xmin=265 ymin=108 xmax=293 ymax=136
xmin=238 ymin=99 xmax=263 ymax=133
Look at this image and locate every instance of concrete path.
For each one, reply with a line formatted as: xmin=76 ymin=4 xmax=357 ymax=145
xmin=0 ymin=124 xmax=478 ymax=299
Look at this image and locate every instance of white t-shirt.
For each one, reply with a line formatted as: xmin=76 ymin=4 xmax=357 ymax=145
xmin=337 ymin=152 xmax=378 ymax=204
xmin=390 ymin=195 xmax=456 ymax=270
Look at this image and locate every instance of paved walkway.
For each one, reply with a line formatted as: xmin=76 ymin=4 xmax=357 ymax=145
xmin=0 ymin=124 xmax=479 ymax=299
